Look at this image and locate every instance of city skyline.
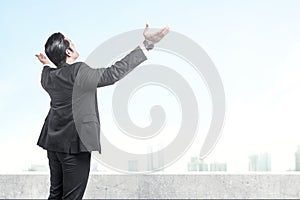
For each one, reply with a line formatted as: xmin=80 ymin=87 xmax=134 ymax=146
xmin=22 ymin=145 xmax=300 ymax=173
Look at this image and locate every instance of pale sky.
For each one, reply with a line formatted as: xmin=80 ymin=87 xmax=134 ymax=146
xmin=1 ymin=0 xmax=300 ymax=173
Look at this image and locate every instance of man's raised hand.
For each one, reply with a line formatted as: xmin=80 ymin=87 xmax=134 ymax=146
xmin=143 ymin=23 xmax=170 ymax=44
xmin=35 ymin=53 xmax=51 ymax=65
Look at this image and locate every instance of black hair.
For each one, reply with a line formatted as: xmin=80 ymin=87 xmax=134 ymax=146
xmin=44 ymin=32 xmax=70 ymax=66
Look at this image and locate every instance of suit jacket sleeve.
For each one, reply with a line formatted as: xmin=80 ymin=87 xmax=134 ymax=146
xmin=75 ymin=45 xmax=147 ymax=91
xmin=96 ymin=45 xmax=147 ymax=87
xmin=40 ymin=65 xmax=54 ymax=90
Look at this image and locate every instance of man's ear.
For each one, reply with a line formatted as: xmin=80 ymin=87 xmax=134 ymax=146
xmin=66 ymin=48 xmax=72 ymax=57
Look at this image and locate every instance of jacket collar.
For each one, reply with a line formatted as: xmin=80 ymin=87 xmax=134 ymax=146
xmin=57 ymin=62 xmax=70 ymax=69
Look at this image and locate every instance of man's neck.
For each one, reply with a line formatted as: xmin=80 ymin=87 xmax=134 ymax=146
xmin=66 ymin=58 xmax=76 ymax=65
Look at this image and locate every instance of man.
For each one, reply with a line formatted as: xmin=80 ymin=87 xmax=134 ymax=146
xmin=35 ymin=24 xmax=169 ymax=199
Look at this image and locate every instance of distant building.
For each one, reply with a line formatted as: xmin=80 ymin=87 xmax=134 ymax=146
xmin=26 ymin=164 xmax=48 ymax=172
xmin=91 ymin=162 xmax=99 ymax=172
xmin=147 ymin=145 xmax=153 ymax=171
xmin=248 ymin=152 xmax=272 ymax=171
xmin=147 ymin=143 xmax=165 ymax=172
xmin=199 ymin=160 xmax=209 ymax=171
xmin=156 ymin=143 xmax=165 ymax=171
xmin=210 ymin=162 xmax=227 ymax=171
xmin=187 ymin=156 xmax=225 ymax=171
xmin=187 ymin=156 xmax=200 ymax=171
xmin=295 ymin=146 xmax=300 ymax=171
xmin=128 ymin=160 xmax=138 ymax=172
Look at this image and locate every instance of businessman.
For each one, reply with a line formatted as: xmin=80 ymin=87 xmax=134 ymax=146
xmin=35 ymin=24 xmax=169 ymax=200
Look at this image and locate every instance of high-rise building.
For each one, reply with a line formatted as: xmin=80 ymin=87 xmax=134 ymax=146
xmin=147 ymin=145 xmax=154 ymax=171
xmin=295 ymin=145 xmax=300 ymax=171
xmin=248 ymin=152 xmax=272 ymax=171
xmin=249 ymin=155 xmax=259 ymax=171
xmin=157 ymin=143 xmax=164 ymax=171
xmin=147 ymin=143 xmax=165 ymax=172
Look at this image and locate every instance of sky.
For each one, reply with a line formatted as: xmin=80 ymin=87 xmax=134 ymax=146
xmin=1 ymin=0 xmax=300 ymax=173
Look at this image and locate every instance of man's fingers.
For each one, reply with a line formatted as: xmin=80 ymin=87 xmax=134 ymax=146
xmin=36 ymin=55 xmax=42 ymax=60
xmin=162 ymin=26 xmax=170 ymax=35
xmin=35 ymin=53 xmax=49 ymax=64
xmin=37 ymin=53 xmax=47 ymax=60
xmin=143 ymin=23 xmax=149 ymax=36
xmin=153 ymin=26 xmax=170 ymax=38
xmin=158 ymin=26 xmax=170 ymax=36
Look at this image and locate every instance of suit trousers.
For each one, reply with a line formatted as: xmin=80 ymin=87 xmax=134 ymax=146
xmin=47 ymin=150 xmax=91 ymax=200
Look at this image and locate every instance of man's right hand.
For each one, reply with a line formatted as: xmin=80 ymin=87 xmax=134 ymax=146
xmin=35 ymin=53 xmax=51 ymax=65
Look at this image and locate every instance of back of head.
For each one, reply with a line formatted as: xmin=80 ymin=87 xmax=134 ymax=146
xmin=45 ymin=32 xmax=70 ymax=67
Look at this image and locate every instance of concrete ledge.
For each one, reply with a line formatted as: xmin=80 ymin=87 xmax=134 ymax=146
xmin=1 ymin=173 xmax=300 ymax=199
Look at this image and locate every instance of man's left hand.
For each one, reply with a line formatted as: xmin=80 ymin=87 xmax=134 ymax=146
xmin=143 ymin=24 xmax=170 ymax=44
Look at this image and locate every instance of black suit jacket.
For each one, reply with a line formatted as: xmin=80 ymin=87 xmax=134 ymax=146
xmin=37 ymin=46 xmax=147 ymax=154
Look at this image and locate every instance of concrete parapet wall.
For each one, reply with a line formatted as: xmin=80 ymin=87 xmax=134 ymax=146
xmin=1 ymin=173 xmax=300 ymax=199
